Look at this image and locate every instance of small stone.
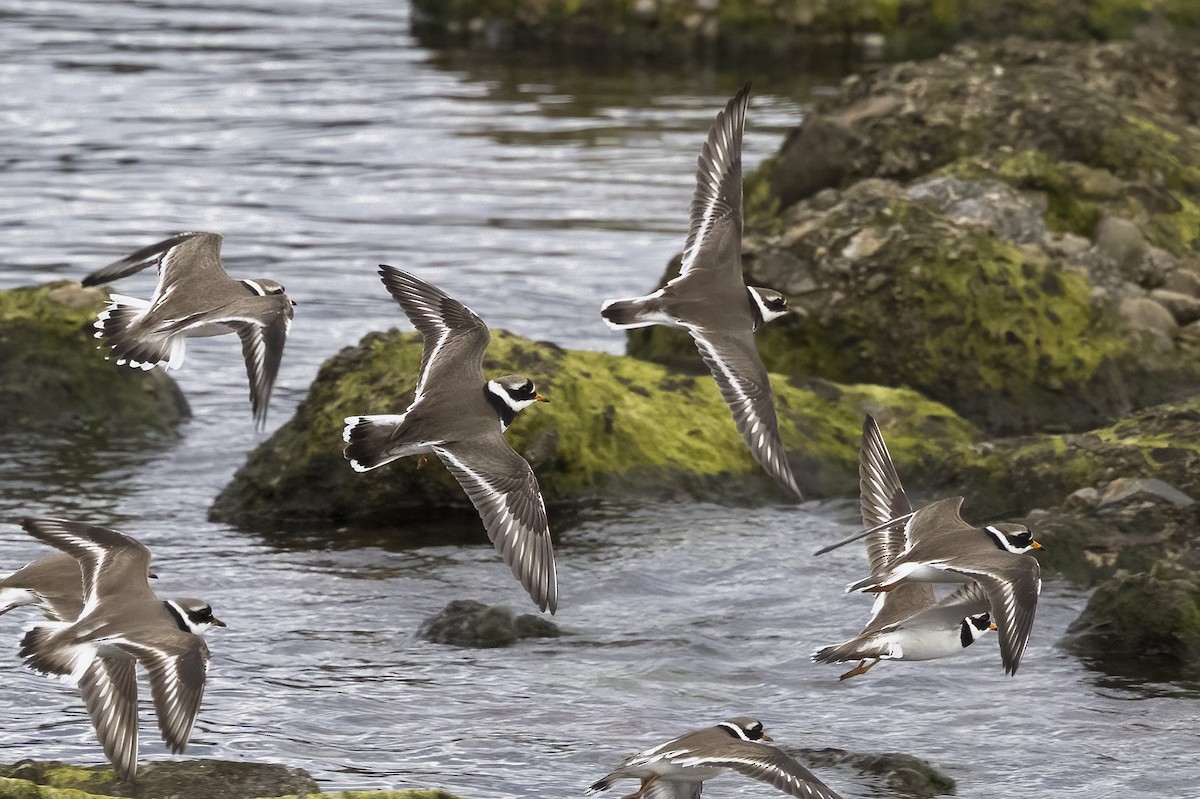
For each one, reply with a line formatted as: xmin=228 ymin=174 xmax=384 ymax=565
xmin=1163 ymin=263 xmax=1200 ymax=297
xmin=1064 ymin=486 xmax=1101 ymax=509
xmin=1098 ymin=477 xmax=1195 ymax=509
xmin=1118 ymin=296 xmax=1177 ymax=337
xmin=1149 ymin=288 xmax=1200 ymax=325
xmin=1094 ymin=216 xmax=1147 ymax=277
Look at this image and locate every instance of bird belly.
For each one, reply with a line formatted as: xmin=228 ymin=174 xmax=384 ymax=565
xmin=885 ymin=628 xmax=963 ymax=661
xmin=885 ymin=562 xmax=967 ymax=585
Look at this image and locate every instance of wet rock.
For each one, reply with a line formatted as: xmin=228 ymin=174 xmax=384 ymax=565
xmin=796 ymin=748 xmax=954 ymax=798
xmin=419 ymin=599 xmax=563 ymax=648
xmin=622 ymin=40 xmax=1200 ymax=434
xmin=0 ymin=282 xmax=188 ymax=436
xmin=906 ymin=176 xmax=1047 ymax=244
xmin=209 ymin=328 xmax=979 ymax=529
xmin=1097 ymin=477 xmax=1195 ymax=509
xmin=0 ymin=759 xmax=318 ymax=799
xmin=1063 ymin=561 xmax=1200 ymax=671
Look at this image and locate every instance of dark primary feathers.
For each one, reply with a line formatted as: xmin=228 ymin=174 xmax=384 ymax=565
xmin=81 ymin=232 xmax=207 ymax=286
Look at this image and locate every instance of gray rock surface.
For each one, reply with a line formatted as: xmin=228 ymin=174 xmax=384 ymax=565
xmin=418 ymin=599 xmax=563 ymax=648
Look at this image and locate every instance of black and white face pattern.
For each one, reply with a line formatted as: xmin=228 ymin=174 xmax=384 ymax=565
xmin=983 ymin=523 xmax=1042 ymax=554
xmin=717 ymin=717 xmax=770 ymax=742
xmin=165 ymin=598 xmax=225 ymax=635
xmin=748 ymin=286 xmax=789 ymax=326
xmin=960 ymin=613 xmax=993 ymax=648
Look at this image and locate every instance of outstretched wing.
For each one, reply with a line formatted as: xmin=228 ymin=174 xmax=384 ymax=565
xmin=672 ymin=742 xmax=844 ymax=799
xmin=81 ymin=231 xmax=216 ymax=286
xmin=122 ymin=636 xmax=211 ymax=753
xmin=673 ymin=83 xmax=749 ymax=282
xmin=688 ymin=326 xmax=801 ymax=498
xmin=931 ymin=555 xmax=1041 ymax=675
xmin=434 ymin=434 xmax=557 ymax=614
xmin=858 ymin=415 xmax=934 ymax=628
xmin=20 ymin=518 xmax=155 ymax=607
xmin=377 ymin=266 xmax=490 ymax=400
xmin=227 ymin=297 xmax=293 ymax=430
xmin=79 ymin=656 xmax=140 ymax=781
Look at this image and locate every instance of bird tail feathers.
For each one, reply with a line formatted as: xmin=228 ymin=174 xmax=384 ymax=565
xmin=20 ymin=623 xmax=92 ymax=683
xmin=599 ymin=295 xmax=672 ymax=330
xmin=342 ymin=415 xmax=411 ymax=472
xmin=94 ymin=294 xmax=177 ymax=370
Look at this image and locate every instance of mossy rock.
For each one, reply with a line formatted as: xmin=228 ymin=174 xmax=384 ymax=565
xmin=208 ymin=328 xmax=978 ymax=530
xmin=0 ymin=282 xmax=188 ymax=437
xmin=0 ymin=760 xmax=318 ymax=799
xmin=630 ymin=179 xmax=1184 ymax=435
xmin=1063 ymin=560 xmax=1200 ymax=674
xmin=410 ymin=0 xmax=1200 ymax=58
xmin=418 ymin=599 xmax=564 ymax=648
xmin=794 ymin=748 xmax=954 ymax=798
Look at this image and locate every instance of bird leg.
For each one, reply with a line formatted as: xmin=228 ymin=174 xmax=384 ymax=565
xmin=620 ymin=776 xmax=659 ymax=799
xmin=839 ymin=658 xmax=881 ymax=680
xmin=416 ymin=454 xmax=428 ymax=469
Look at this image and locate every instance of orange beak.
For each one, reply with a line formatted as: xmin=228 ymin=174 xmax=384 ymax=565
xmin=535 ymin=393 xmax=549 ymax=403
xmin=989 ymin=622 xmax=998 ymax=631
xmin=761 ymin=732 xmax=774 ymax=742
xmin=1032 ymin=541 xmax=1044 ymax=550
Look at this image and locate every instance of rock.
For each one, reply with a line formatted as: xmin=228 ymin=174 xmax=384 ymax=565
xmin=905 ymin=175 xmax=1047 ymax=244
xmin=208 ymin=328 xmax=979 ymax=529
xmin=795 ymin=748 xmax=954 ymax=798
xmin=1063 ymin=486 xmax=1101 ymax=510
xmin=1097 ymin=477 xmax=1195 ymax=509
xmin=1149 ymin=288 xmax=1200 ymax=324
xmin=1063 ymin=560 xmax=1200 ymax=672
xmin=1117 ymin=296 xmax=1177 ymax=350
xmin=1094 ymin=216 xmax=1148 ymax=278
xmin=1163 ymin=260 xmax=1200 ymax=296
xmin=0 ymin=759 xmax=318 ymax=799
xmin=0 ymin=282 xmax=188 ymax=436
xmin=621 ymin=41 xmax=1200 ymax=435
xmin=418 ymin=599 xmax=563 ymax=648
xmin=631 ymin=173 xmax=1196 ymax=435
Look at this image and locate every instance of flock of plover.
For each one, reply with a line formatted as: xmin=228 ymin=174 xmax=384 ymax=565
xmin=0 ymin=84 xmax=1044 ymax=798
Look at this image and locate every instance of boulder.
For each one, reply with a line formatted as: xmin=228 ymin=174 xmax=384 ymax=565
xmin=0 ymin=760 xmax=318 ymax=799
xmin=209 ymin=328 xmax=978 ymax=530
xmin=795 ymin=748 xmax=954 ymax=798
xmin=418 ymin=599 xmax=563 ymax=648
xmin=1063 ymin=560 xmax=1200 ymax=673
xmin=0 ymin=282 xmax=188 ymax=436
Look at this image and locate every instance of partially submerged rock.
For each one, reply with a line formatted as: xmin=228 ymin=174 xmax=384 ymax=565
xmin=418 ymin=599 xmax=563 ymax=648
xmin=209 ymin=328 xmax=977 ymax=529
xmin=0 ymin=759 xmax=317 ymax=799
xmin=1063 ymin=559 xmax=1200 ymax=675
xmin=794 ymin=748 xmax=955 ymax=798
xmin=0 ymin=282 xmax=188 ymax=436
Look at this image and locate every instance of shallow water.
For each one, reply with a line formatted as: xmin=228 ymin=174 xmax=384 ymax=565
xmin=1 ymin=1 xmax=1197 ymax=797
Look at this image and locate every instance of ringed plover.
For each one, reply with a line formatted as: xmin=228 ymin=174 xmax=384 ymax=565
xmin=17 ymin=517 xmax=224 ymax=782
xmin=587 ymin=716 xmax=843 ymax=799
xmin=83 ymin=231 xmax=295 ymax=430
xmin=342 ymin=266 xmax=557 ymax=614
xmin=813 ymin=415 xmax=997 ymax=679
xmin=599 ymin=84 xmax=801 ymax=499
xmin=1 ymin=551 xmax=156 ymax=622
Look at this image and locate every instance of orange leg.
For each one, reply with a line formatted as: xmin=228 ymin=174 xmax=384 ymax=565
xmin=416 ymin=454 xmax=428 ymax=469
xmin=839 ymin=658 xmax=881 ymax=680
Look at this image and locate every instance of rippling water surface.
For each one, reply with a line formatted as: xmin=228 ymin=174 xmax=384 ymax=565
xmin=1 ymin=2 xmax=1196 ymax=797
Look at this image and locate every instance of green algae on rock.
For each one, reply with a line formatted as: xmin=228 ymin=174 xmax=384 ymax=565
xmin=419 ymin=599 xmax=564 ymax=648
xmin=631 ymin=41 xmax=1200 ymax=435
xmin=209 ymin=328 xmax=978 ymax=529
xmin=1063 ymin=559 xmax=1200 ymax=675
xmin=0 ymin=282 xmax=188 ymax=436
xmin=0 ymin=761 xmax=468 ymax=799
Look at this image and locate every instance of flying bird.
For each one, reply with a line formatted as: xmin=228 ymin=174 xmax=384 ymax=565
xmin=342 ymin=266 xmax=557 ymax=614
xmin=600 ymin=84 xmax=800 ymax=499
xmin=17 ymin=518 xmax=224 ymax=782
xmin=83 ymin=231 xmax=294 ymax=430
xmin=812 ymin=415 xmax=997 ymax=679
xmin=587 ymin=716 xmax=843 ymax=799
